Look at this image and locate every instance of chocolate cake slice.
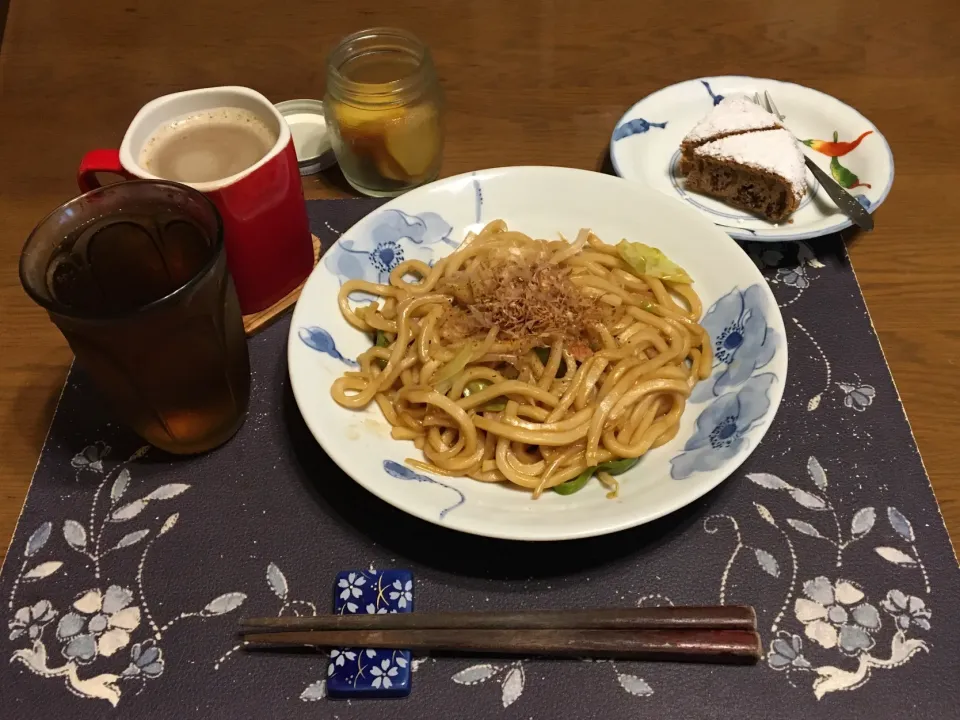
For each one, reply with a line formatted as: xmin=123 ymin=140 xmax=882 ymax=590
xmin=679 ymin=98 xmax=807 ymax=222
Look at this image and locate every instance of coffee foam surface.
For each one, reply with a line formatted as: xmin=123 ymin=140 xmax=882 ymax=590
xmin=139 ymin=107 xmax=277 ymax=184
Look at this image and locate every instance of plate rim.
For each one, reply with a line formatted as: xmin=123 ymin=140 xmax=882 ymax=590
xmin=288 ymin=165 xmax=788 ymax=541
xmin=608 ymin=75 xmax=896 ymax=242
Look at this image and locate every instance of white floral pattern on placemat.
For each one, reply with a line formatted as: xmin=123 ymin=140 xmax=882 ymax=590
xmin=6 ymin=444 xmax=247 ymax=707
xmin=710 ymin=454 xmax=932 ymax=699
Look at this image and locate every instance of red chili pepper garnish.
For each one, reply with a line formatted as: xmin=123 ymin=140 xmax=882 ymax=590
xmin=802 ymin=130 xmax=873 ymax=157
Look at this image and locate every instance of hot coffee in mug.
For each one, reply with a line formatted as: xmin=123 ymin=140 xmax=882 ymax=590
xmin=139 ymin=107 xmax=278 ymax=184
xmin=78 ymin=87 xmax=314 ymax=315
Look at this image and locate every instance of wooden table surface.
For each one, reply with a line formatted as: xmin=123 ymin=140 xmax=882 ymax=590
xmin=1 ymin=0 xmax=957 ymax=564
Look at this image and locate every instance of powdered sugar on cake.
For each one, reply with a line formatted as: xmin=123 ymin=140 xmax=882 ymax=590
xmin=697 ymin=129 xmax=806 ymax=200
xmin=683 ymin=97 xmax=782 ymax=145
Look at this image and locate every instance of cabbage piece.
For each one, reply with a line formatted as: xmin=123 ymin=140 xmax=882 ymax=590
xmin=616 ymin=240 xmax=692 ymax=284
xmin=432 ymin=343 xmax=475 ymax=393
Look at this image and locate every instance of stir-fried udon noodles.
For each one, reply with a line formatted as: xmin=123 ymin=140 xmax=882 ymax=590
xmin=331 ymin=220 xmax=713 ymax=498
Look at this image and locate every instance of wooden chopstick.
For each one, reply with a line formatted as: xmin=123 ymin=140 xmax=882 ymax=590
xmin=242 ymin=628 xmax=761 ymax=664
xmin=238 ymin=606 xmax=756 ymax=634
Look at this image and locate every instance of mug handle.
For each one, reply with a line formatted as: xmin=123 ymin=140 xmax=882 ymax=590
xmin=77 ymin=149 xmax=134 ymax=192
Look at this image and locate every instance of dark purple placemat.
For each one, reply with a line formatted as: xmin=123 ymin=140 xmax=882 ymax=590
xmin=1 ymin=199 xmax=958 ymax=719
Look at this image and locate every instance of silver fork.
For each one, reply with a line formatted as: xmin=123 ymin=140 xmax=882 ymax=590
xmin=753 ymin=91 xmax=873 ymax=232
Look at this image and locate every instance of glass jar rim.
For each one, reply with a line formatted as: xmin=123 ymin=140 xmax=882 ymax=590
xmin=326 ymin=27 xmax=432 ymax=103
xmin=19 ymin=179 xmax=225 ymax=322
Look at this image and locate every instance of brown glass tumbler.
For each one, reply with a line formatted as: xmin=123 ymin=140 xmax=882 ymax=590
xmin=20 ymin=180 xmax=251 ymax=454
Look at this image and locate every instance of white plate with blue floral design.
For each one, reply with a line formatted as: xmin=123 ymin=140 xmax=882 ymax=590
xmin=288 ymin=166 xmax=788 ymax=541
xmin=609 ymin=76 xmax=894 ymax=242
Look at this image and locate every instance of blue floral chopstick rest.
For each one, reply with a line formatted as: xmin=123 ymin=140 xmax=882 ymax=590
xmin=327 ymin=569 xmax=413 ymax=698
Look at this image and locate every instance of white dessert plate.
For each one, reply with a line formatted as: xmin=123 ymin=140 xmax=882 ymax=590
xmin=288 ymin=166 xmax=788 ymax=541
xmin=609 ymin=76 xmax=894 ymax=242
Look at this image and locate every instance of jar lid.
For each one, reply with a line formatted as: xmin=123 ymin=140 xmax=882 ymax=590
xmin=275 ymin=99 xmax=337 ymax=175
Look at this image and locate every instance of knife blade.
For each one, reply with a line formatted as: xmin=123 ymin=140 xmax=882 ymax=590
xmin=804 ymin=156 xmax=874 ymax=231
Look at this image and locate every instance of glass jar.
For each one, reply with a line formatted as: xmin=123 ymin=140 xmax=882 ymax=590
xmin=324 ymin=28 xmax=444 ymax=197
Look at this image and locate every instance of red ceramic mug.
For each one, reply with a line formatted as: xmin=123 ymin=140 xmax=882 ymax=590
xmin=78 ymin=86 xmax=314 ymax=315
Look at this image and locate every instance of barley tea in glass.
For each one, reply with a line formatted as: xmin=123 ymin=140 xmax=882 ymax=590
xmin=19 ymin=180 xmax=251 ymax=454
